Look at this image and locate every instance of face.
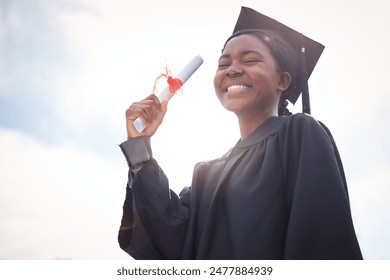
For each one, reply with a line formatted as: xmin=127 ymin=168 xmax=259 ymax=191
xmin=214 ymin=34 xmax=290 ymax=118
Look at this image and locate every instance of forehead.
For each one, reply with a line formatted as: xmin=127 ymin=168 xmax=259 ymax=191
xmin=222 ymin=34 xmax=271 ymax=55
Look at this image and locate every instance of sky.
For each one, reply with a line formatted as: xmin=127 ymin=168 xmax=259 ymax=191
xmin=0 ymin=0 xmax=389 ymax=260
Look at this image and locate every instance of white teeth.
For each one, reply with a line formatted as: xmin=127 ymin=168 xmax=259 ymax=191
xmin=226 ymin=85 xmax=249 ymax=93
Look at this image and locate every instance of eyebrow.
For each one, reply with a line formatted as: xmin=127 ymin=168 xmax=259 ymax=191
xmin=218 ymin=49 xmax=265 ymax=61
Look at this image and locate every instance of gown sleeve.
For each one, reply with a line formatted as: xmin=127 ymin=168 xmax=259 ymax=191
xmin=118 ymin=138 xmax=190 ymax=259
xmin=280 ymin=114 xmax=363 ymax=259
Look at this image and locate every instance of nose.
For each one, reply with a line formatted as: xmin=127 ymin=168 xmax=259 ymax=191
xmin=225 ymin=62 xmax=243 ymax=78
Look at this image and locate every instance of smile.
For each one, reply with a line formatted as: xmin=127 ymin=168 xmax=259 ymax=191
xmin=225 ymin=84 xmax=251 ymax=93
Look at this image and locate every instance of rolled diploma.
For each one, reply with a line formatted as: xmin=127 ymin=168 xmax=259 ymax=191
xmin=133 ymin=55 xmax=204 ymax=132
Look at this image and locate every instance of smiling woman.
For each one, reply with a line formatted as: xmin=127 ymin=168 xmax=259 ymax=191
xmin=117 ymin=6 xmax=363 ymax=260
xmin=214 ymin=35 xmax=291 ymax=138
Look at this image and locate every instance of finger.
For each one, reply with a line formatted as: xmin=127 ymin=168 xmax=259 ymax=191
xmin=147 ymin=94 xmax=161 ymax=107
xmin=126 ymin=100 xmax=158 ymax=125
xmin=143 ymin=100 xmax=168 ymax=134
xmin=125 ymin=94 xmax=164 ymax=138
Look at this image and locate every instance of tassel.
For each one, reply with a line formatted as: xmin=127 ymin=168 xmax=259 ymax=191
xmin=300 ymin=35 xmax=311 ymax=114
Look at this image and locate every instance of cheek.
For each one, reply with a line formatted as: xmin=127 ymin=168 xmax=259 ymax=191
xmin=213 ymin=73 xmax=225 ymax=104
xmin=213 ymin=72 xmax=222 ymax=92
xmin=253 ymin=70 xmax=279 ymax=89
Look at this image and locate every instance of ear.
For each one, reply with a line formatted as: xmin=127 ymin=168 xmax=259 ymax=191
xmin=277 ymin=72 xmax=292 ymax=92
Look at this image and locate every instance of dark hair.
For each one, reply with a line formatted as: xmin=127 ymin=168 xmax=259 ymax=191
xmin=224 ymin=31 xmax=299 ymax=116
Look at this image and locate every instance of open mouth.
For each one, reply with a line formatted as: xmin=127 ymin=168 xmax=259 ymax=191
xmin=225 ymin=84 xmax=251 ymax=93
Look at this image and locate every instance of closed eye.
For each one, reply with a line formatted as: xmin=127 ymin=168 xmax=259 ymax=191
xmin=244 ymin=59 xmax=260 ymax=64
xmin=217 ymin=62 xmax=231 ymax=69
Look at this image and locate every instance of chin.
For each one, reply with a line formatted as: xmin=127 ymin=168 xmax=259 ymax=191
xmin=221 ymin=102 xmax=245 ymax=113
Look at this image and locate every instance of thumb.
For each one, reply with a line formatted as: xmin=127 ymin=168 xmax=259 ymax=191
xmin=155 ymin=99 xmax=168 ymax=124
xmin=160 ymin=99 xmax=168 ymax=115
xmin=144 ymin=99 xmax=168 ymax=135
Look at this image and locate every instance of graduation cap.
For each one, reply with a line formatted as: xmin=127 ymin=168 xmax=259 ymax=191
xmin=227 ymin=7 xmax=325 ymax=114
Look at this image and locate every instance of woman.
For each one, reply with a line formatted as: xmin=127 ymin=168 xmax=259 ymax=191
xmin=118 ymin=7 xmax=363 ymax=260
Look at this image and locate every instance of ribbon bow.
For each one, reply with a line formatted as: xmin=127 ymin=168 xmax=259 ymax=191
xmin=167 ymin=76 xmax=182 ymax=93
xmin=152 ymin=65 xmax=183 ymax=95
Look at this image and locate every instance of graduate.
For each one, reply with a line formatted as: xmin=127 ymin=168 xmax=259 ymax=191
xmin=118 ymin=6 xmax=363 ymax=260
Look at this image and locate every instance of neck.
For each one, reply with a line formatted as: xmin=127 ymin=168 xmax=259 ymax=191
xmin=237 ymin=109 xmax=278 ymax=140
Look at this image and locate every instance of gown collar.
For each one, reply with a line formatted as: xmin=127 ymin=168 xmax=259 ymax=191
xmin=235 ymin=116 xmax=288 ymax=148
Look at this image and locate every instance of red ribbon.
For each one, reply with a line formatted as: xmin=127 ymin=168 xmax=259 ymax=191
xmin=167 ymin=76 xmax=183 ymax=93
xmin=152 ymin=66 xmax=183 ymax=95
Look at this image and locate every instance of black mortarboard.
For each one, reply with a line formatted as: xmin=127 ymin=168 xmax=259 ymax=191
xmin=228 ymin=7 xmax=325 ymax=114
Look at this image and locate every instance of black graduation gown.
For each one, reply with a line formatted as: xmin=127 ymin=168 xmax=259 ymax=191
xmin=118 ymin=113 xmax=363 ymax=260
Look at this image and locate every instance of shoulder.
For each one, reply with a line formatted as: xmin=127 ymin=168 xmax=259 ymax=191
xmin=283 ymin=113 xmax=331 ymax=136
xmin=287 ymin=113 xmax=322 ymax=127
xmin=279 ymin=113 xmax=337 ymax=150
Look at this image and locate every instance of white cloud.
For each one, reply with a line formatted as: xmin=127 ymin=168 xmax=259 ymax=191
xmin=349 ymin=165 xmax=390 ymax=259
xmin=0 ymin=128 xmax=129 ymax=259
